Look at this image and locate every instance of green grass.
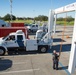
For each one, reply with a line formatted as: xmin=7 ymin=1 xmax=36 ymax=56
xmin=56 ymin=21 xmax=74 ymax=25
xmin=13 ymin=20 xmax=33 ymax=24
xmin=6 ymin=20 xmax=74 ymax=25
xmin=6 ymin=20 xmax=33 ymax=24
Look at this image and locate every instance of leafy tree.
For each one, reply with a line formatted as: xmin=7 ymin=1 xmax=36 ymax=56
xmin=27 ymin=17 xmax=33 ymax=20
xmin=17 ymin=17 xmax=24 ymax=20
xmin=57 ymin=16 xmax=74 ymax=22
xmin=57 ymin=17 xmax=64 ymax=21
xmin=66 ymin=16 xmax=74 ymax=22
xmin=3 ymin=14 xmax=16 ymax=21
xmin=35 ymin=15 xmax=48 ymax=21
xmin=0 ymin=16 xmax=3 ymax=20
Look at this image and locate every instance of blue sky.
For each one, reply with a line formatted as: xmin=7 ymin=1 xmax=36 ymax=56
xmin=0 ymin=0 xmax=76 ymax=18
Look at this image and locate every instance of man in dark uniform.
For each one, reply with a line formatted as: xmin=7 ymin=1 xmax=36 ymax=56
xmin=52 ymin=50 xmax=59 ymax=70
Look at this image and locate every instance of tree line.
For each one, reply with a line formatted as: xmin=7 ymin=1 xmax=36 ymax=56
xmin=0 ymin=14 xmax=48 ymax=21
xmin=57 ymin=16 xmax=74 ymax=22
xmin=0 ymin=14 xmax=74 ymax=22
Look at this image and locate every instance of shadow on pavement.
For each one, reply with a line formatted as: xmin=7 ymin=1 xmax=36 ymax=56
xmin=55 ymin=31 xmax=62 ymax=33
xmin=7 ymin=44 xmax=71 ymax=56
xmin=8 ymin=50 xmax=38 ymax=56
xmin=53 ymin=38 xmax=66 ymax=42
xmin=48 ymin=44 xmax=71 ymax=53
xmin=0 ymin=58 xmax=12 ymax=71
xmin=58 ymin=66 xmax=68 ymax=70
xmin=57 ymin=34 xmax=72 ymax=37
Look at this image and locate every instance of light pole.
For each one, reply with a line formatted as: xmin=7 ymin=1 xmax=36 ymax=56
xmin=33 ymin=10 xmax=35 ymax=23
xmin=9 ymin=0 xmax=13 ymax=22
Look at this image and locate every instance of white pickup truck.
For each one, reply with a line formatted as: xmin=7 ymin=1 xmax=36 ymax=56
xmin=27 ymin=24 xmax=39 ymax=32
xmin=0 ymin=30 xmax=53 ymax=55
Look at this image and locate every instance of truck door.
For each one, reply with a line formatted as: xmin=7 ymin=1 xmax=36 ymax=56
xmin=5 ymin=35 xmax=17 ymax=49
xmin=17 ymin=35 xmax=25 ymax=48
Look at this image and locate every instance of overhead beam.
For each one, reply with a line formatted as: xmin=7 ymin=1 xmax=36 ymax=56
xmin=54 ymin=2 xmax=76 ymax=14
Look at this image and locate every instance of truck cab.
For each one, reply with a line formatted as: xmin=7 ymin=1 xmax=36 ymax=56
xmin=0 ymin=30 xmax=26 ymax=55
xmin=4 ymin=30 xmax=26 ymax=49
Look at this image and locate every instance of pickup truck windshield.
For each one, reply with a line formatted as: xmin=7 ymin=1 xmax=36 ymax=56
xmin=5 ymin=35 xmax=15 ymax=41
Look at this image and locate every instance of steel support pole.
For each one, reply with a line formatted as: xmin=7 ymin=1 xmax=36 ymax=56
xmin=68 ymin=10 xmax=76 ymax=74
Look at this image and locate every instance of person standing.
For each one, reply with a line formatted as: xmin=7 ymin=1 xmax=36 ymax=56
xmin=52 ymin=50 xmax=59 ymax=70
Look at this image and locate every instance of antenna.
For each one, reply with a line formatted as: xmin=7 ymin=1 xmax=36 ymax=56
xmin=9 ymin=0 xmax=13 ymax=22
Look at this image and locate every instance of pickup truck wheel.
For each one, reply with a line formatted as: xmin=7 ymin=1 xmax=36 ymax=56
xmin=0 ymin=48 xmax=6 ymax=56
xmin=39 ymin=46 xmax=47 ymax=53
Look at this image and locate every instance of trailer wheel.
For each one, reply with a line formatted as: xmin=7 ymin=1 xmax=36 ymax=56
xmin=0 ymin=47 xmax=6 ymax=56
xmin=39 ymin=46 xmax=48 ymax=53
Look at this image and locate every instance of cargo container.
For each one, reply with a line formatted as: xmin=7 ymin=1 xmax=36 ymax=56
xmin=11 ymin=23 xmax=24 ymax=27
xmin=0 ymin=27 xmax=29 ymax=39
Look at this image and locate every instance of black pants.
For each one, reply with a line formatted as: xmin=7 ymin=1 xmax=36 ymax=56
xmin=53 ymin=60 xmax=58 ymax=70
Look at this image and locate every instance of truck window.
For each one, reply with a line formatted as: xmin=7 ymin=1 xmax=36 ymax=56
xmin=36 ymin=25 xmax=38 ymax=27
xmin=17 ymin=35 xmax=23 ymax=41
xmin=32 ymin=25 xmax=35 ymax=27
xmin=6 ymin=35 xmax=15 ymax=41
xmin=10 ymin=35 xmax=15 ymax=40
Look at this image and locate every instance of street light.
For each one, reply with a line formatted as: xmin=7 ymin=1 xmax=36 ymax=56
xmin=33 ymin=10 xmax=35 ymax=23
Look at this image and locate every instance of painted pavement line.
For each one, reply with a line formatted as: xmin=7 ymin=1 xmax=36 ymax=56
xmin=0 ymin=62 xmax=27 ymax=65
xmin=0 ymin=53 xmax=48 ymax=58
xmin=0 ymin=68 xmax=40 ymax=74
xmin=59 ymin=62 xmax=71 ymax=75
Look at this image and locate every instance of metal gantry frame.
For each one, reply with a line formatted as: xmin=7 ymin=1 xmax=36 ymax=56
xmin=49 ymin=2 xmax=76 ymax=74
xmin=68 ymin=10 xmax=76 ymax=74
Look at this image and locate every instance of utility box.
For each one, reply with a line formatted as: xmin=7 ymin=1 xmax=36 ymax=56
xmin=11 ymin=23 xmax=24 ymax=27
xmin=26 ymin=39 xmax=38 ymax=51
xmin=0 ymin=27 xmax=29 ymax=39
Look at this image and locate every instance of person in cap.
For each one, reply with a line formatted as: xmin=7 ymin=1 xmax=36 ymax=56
xmin=52 ymin=50 xmax=59 ymax=70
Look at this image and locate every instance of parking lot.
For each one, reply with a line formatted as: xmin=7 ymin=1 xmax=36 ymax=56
xmin=0 ymin=25 xmax=76 ymax=75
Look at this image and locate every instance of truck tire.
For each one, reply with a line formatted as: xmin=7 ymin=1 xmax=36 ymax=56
xmin=0 ymin=47 xmax=6 ymax=56
xmin=38 ymin=46 xmax=48 ymax=53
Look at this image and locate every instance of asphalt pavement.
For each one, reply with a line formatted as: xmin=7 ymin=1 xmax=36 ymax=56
xmin=0 ymin=25 xmax=76 ymax=75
